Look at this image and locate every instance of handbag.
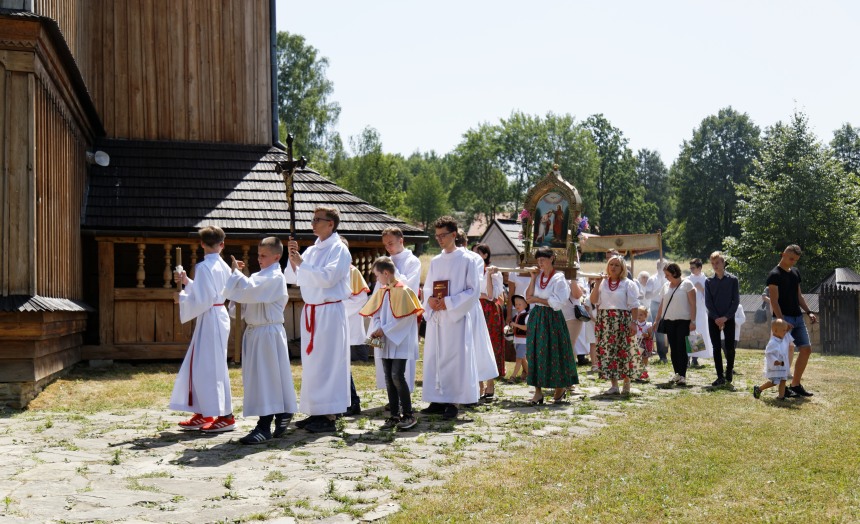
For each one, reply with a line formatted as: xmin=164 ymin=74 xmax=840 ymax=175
xmin=573 ymin=303 xmax=591 ymax=322
xmin=656 ymin=284 xmax=681 ymax=334
xmin=754 ymin=303 xmax=768 ymax=324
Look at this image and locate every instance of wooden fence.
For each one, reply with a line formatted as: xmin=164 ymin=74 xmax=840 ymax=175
xmin=820 ymin=284 xmax=860 ymax=356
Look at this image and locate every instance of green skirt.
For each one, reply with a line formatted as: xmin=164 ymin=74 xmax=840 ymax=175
xmin=526 ymin=305 xmax=579 ymax=388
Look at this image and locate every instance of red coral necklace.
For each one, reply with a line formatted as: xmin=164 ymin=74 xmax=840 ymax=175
xmin=539 ymin=270 xmax=555 ymax=290
xmin=607 ymin=278 xmax=620 ymax=292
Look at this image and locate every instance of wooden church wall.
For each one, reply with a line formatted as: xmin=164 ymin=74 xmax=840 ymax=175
xmin=34 ymin=0 xmax=272 ymax=144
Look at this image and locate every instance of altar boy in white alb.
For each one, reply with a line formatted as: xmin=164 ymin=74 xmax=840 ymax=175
xmin=170 ymin=225 xmax=235 ymax=433
xmin=222 ymin=237 xmax=298 ymax=444
xmin=284 ymin=206 xmax=352 ymax=433
xmin=420 ymin=216 xmax=481 ymax=421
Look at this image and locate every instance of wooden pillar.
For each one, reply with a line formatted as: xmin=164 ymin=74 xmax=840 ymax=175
xmin=162 ymin=243 xmax=173 ymax=288
xmin=98 ymin=241 xmax=114 ymax=346
xmin=136 ymin=243 xmax=146 ymax=288
xmin=188 ymin=242 xmax=198 ymax=278
xmin=242 ymin=244 xmax=250 ymax=276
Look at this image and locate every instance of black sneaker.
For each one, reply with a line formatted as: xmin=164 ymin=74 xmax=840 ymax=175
xmin=294 ymin=415 xmax=318 ymax=429
xmin=344 ymin=404 xmax=362 ymax=416
xmin=725 ymin=369 xmax=733 ymax=383
xmin=783 ymin=387 xmax=796 ymax=398
xmin=273 ymin=413 xmax=292 ymax=438
xmin=789 ymin=384 xmax=814 ymax=397
xmin=304 ymin=417 xmax=336 ymax=433
xmin=753 ymin=385 xmax=761 ymax=399
xmin=380 ymin=417 xmax=400 ymax=430
xmin=239 ymin=427 xmax=272 ymax=445
xmin=442 ymin=404 xmax=459 ymax=420
xmin=419 ymin=403 xmax=446 ymax=415
xmin=712 ymin=377 xmax=726 ymax=387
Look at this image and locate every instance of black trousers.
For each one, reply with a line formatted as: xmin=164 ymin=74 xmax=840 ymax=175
xmin=708 ymin=317 xmax=736 ymax=378
xmin=382 ymin=358 xmax=412 ymax=417
xmin=664 ymin=319 xmax=691 ymax=377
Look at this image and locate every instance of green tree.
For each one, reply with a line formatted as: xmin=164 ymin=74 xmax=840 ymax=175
xmin=669 ymin=107 xmax=761 ymax=258
xmin=831 ymin=123 xmax=860 ymax=176
xmin=453 ymin=124 xmax=509 ymax=223
xmin=583 ymin=114 xmax=655 ymax=234
xmin=725 ymin=111 xmax=860 ymax=293
xmin=406 ymin=171 xmax=449 ymax=231
xmin=635 ymin=149 xmax=671 ymax=230
xmin=497 ymin=112 xmax=599 ymax=220
xmin=276 ymin=31 xmax=341 ymax=161
xmin=341 ymin=127 xmax=406 ymax=217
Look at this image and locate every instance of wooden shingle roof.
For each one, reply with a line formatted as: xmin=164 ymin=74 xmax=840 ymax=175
xmin=83 ymin=140 xmax=426 ymax=241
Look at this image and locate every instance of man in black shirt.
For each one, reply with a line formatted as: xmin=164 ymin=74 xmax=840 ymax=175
xmin=766 ymin=244 xmax=818 ymax=397
xmin=705 ymin=251 xmax=739 ymax=386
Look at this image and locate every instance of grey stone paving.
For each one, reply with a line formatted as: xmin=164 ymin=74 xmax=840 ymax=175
xmin=0 ymin=369 xmax=687 ymax=523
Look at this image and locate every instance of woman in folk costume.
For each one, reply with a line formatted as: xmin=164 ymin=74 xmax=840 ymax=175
xmin=420 ymin=217 xmax=481 ymax=421
xmin=454 ymin=232 xmax=499 ymax=398
xmin=687 ymin=258 xmax=713 ymax=362
xmin=590 ymin=255 xmax=641 ymax=396
xmin=284 ymin=206 xmax=352 ymax=434
xmin=222 ymin=238 xmax=298 ymax=444
xmin=341 ymin=237 xmax=370 ymax=416
xmin=374 ymin=227 xmax=422 ymax=398
xmin=472 ymin=243 xmax=506 ymax=399
xmin=525 ymin=247 xmax=578 ymax=404
xmin=171 ymin=226 xmax=235 ymax=432
xmin=360 ymin=256 xmax=424 ymax=430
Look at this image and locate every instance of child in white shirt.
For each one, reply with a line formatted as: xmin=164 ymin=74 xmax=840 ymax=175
xmin=634 ymin=305 xmax=653 ymax=382
xmin=508 ymin=295 xmax=530 ymax=382
xmin=361 ymin=257 xmax=423 ymax=431
xmin=753 ymin=319 xmax=793 ymax=400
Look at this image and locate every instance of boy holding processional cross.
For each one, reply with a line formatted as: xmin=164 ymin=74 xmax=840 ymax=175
xmin=171 ymin=225 xmax=235 ymax=433
xmin=222 ymin=237 xmax=298 ymax=444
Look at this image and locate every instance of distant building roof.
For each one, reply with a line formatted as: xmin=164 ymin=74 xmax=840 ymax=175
xmin=808 ymin=267 xmax=860 ymax=293
xmin=467 ymin=212 xmax=514 ymax=239
xmin=739 ymin=294 xmax=818 ymax=315
xmin=479 ymin=218 xmax=524 ymax=254
xmin=82 ymin=140 xmax=426 ymax=242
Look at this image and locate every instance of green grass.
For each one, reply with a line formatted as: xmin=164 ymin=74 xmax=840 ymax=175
xmin=385 ymin=350 xmax=860 ymax=523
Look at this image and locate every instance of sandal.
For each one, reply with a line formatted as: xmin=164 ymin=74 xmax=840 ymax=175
xmin=527 ymin=395 xmax=544 ymax=406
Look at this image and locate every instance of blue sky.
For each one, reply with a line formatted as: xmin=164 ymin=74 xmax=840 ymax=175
xmin=277 ymin=1 xmax=858 ymax=165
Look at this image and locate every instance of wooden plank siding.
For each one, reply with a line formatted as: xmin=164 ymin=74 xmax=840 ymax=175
xmin=33 ymin=77 xmax=87 ymax=300
xmin=34 ymin=0 xmax=272 ymax=144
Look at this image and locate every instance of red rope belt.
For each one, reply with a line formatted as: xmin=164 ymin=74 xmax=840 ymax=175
xmin=187 ymin=303 xmax=226 ymax=406
xmin=303 ymin=300 xmax=342 ymax=355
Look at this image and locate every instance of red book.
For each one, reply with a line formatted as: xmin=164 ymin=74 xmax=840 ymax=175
xmin=432 ymin=280 xmax=450 ymax=299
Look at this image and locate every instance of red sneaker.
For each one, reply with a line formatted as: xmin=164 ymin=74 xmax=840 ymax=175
xmin=200 ymin=415 xmax=236 ymax=433
xmin=178 ymin=413 xmax=214 ymax=430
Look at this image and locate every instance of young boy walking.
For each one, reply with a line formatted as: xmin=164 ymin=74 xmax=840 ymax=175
xmin=171 ymin=225 xmax=235 ymax=433
xmin=222 ymin=237 xmax=298 ymax=444
xmin=361 ymin=257 xmax=423 ymax=430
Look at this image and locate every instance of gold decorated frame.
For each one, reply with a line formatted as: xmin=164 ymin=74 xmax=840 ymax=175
xmin=520 ymin=167 xmax=583 ymax=275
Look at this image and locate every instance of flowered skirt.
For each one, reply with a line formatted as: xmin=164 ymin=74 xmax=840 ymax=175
xmin=480 ymin=298 xmax=506 ymax=377
xmin=526 ymin=305 xmax=579 ymax=388
xmin=595 ymin=309 xmax=641 ymax=380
